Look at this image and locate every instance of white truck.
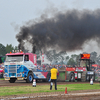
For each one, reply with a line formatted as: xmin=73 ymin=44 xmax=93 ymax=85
xmin=4 ymin=50 xmax=49 ymax=83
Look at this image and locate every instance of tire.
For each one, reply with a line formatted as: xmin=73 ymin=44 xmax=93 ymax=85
xmin=26 ymin=72 xmax=33 ymax=83
xmin=9 ymin=78 xmax=16 ymax=83
xmin=86 ymin=74 xmax=90 ymax=81
xmin=92 ymin=73 xmax=95 ymax=81
xmin=90 ymin=74 xmax=95 ymax=81
xmin=46 ymin=73 xmax=51 ymax=82
xmin=86 ymin=74 xmax=95 ymax=82
xmin=69 ymin=73 xmax=75 ymax=82
xmin=93 ymin=73 xmax=95 ymax=81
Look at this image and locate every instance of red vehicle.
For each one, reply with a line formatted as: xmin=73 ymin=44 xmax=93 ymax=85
xmin=57 ymin=54 xmax=95 ymax=82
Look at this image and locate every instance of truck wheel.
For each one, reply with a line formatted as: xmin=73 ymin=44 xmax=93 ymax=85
xmin=9 ymin=78 xmax=16 ymax=83
xmin=26 ymin=72 xmax=33 ymax=83
xmin=69 ymin=73 xmax=75 ymax=82
xmin=90 ymin=74 xmax=95 ymax=81
xmin=93 ymin=73 xmax=95 ymax=81
xmin=93 ymin=74 xmax=95 ymax=81
xmin=86 ymin=75 xmax=90 ymax=81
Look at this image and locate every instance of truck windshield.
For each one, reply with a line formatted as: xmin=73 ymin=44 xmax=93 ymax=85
xmin=5 ymin=55 xmax=23 ymax=62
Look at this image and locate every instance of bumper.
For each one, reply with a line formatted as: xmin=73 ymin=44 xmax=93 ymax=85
xmin=17 ymin=77 xmax=24 ymax=80
xmin=5 ymin=77 xmax=10 ymax=80
xmin=5 ymin=77 xmax=24 ymax=80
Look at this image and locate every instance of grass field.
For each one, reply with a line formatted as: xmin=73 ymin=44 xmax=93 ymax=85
xmin=0 ymin=83 xmax=100 ymax=96
xmin=0 ymin=78 xmax=4 ymax=80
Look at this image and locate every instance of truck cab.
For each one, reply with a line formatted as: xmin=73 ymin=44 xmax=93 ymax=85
xmin=4 ymin=50 xmax=37 ymax=83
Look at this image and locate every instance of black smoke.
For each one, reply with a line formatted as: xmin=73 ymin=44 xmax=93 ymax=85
xmin=16 ymin=9 xmax=100 ymax=53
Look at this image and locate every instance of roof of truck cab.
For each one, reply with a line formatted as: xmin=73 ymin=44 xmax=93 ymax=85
xmin=6 ymin=52 xmax=35 ymax=56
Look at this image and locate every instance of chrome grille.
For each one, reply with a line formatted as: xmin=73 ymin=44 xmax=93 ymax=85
xmin=8 ymin=65 xmax=17 ymax=73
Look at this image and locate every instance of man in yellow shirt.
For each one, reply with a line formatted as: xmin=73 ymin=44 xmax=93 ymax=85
xmin=50 ymin=66 xmax=58 ymax=90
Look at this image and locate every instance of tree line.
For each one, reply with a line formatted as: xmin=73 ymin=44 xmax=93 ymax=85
xmin=43 ymin=50 xmax=100 ymax=65
xmin=0 ymin=43 xmax=18 ymax=56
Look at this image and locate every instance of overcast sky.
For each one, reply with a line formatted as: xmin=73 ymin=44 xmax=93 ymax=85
xmin=0 ymin=0 xmax=100 ymax=54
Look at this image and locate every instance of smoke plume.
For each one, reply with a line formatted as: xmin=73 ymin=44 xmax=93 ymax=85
xmin=16 ymin=9 xmax=100 ymax=53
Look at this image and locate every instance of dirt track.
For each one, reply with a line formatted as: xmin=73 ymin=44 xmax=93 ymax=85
xmin=0 ymin=80 xmax=70 ymax=87
xmin=1 ymin=80 xmax=100 ymax=100
xmin=0 ymin=80 xmax=96 ymax=87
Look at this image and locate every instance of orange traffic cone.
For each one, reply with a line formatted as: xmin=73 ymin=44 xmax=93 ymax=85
xmin=65 ymin=87 xmax=67 ymax=94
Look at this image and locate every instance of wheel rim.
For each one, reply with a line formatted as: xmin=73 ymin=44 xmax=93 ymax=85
xmin=87 ymin=76 xmax=89 ymax=80
xmin=29 ymin=75 xmax=32 ymax=82
xmin=71 ymin=75 xmax=74 ymax=81
xmin=92 ymin=76 xmax=94 ymax=80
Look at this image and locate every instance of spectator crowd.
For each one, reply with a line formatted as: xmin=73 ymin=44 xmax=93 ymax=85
xmin=36 ymin=64 xmax=76 ymax=71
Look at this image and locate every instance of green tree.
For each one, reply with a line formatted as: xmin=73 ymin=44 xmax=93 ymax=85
xmin=90 ymin=51 xmax=97 ymax=63
xmin=66 ymin=56 xmax=69 ymax=60
xmin=71 ymin=54 xmax=80 ymax=65
xmin=0 ymin=43 xmax=6 ymax=56
xmin=14 ymin=46 xmax=18 ymax=50
xmin=5 ymin=44 xmax=14 ymax=53
xmin=71 ymin=54 xmax=77 ymax=60
xmin=67 ymin=58 xmax=76 ymax=65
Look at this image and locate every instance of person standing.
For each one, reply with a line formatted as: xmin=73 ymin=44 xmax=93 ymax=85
xmin=50 ymin=66 xmax=58 ymax=90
